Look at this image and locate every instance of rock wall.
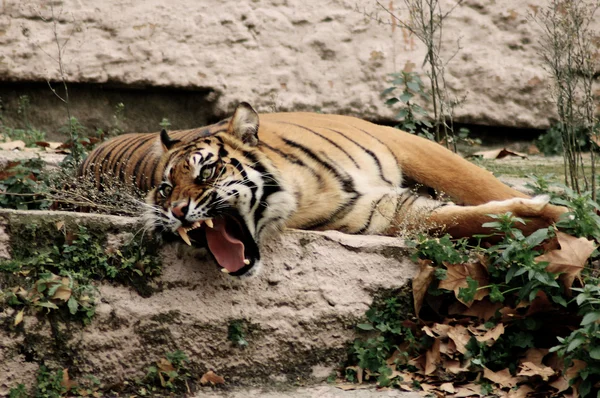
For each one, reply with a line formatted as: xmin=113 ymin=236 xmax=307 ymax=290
xmin=0 ymin=210 xmax=417 ymax=394
xmin=1 ymin=0 xmax=598 ymax=134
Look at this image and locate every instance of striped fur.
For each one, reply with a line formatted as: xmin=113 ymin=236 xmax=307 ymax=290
xmin=81 ymin=103 xmax=566 ymax=276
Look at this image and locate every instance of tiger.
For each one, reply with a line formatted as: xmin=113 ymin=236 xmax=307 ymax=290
xmin=81 ymin=102 xmax=566 ymax=276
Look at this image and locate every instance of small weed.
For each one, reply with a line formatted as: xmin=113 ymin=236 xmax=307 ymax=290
xmin=228 ymin=319 xmax=249 ymax=348
xmin=159 ymin=117 xmax=171 ymax=130
xmin=8 ymin=384 xmax=27 ymax=398
xmin=0 ymin=158 xmax=49 ymax=210
xmin=1 ymin=223 xmax=161 ymax=326
xmin=35 ymin=366 xmax=68 ymax=398
xmin=142 ymin=350 xmax=192 ymax=394
xmin=0 ymin=95 xmax=47 ymax=147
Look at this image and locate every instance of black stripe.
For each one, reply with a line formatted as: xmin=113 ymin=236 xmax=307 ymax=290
xmin=355 ymin=127 xmax=399 ymax=185
xmin=281 ymin=138 xmax=356 ymax=194
xmin=117 ymin=135 xmax=154 ymax=183
xmin=280 ymin=137 xmax=360 ymax=228
xmin=276 ymin=122 xmax=360 ymax=169
xmin=357 ymin=196 xmax=388 ymax=234
xmin=325 ymin=128 xmax=393 ymax=185
xmin=230 ymin=157 xmax=258 ymax=209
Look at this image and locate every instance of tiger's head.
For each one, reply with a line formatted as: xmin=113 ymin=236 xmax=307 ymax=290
xmin=146 ymin=102 xmax=294 ymax=276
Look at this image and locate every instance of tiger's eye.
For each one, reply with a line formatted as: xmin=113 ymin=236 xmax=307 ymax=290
xmin=159 ymin=183 xmax=172 ymax=198
xmin=201 ymin=167 xmax=214 ymax=180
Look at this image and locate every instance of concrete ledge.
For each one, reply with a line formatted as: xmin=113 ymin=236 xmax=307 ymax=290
xmin=0 ymin=210 xmax=417 ymax=392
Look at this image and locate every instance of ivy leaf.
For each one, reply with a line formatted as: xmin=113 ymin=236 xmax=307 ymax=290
xmin=357 ymin=323 xmax=374 ymax=331
xmin=67 ymin=297 xmax=79 ymax=315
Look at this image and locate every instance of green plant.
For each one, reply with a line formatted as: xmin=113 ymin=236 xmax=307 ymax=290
xmin=535 ymin=0 xmax=600 ymax=196
xmin=143 ymin=350 xmax=192 ymax=393
xmin=0 ymin=158 xmax=49 ymax=210
xmin=228 ymin=319 xmax=249 ymax=348
xmin=59 ymin=116 xmax=89 ymax=168
xmin=382 ymin=71 xmax=433 ymax=139
xmin=8 ymin=384 xmax=27 ymax=398
xmin=159 ymin=118 xmax=171 ymax=130
xmin=0 ymin=95 xmax=47 ymax=147
xmin=35 ymin=366 xmax=68 ymax=398
xmin=1 ymin=224 xmax=161 ymax=325
xmin=345 ymin=185 xmax=600 ymax=396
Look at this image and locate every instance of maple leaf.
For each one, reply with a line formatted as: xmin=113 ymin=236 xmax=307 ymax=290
xmin=447 ymin=324 xmax=470 ymax=354
xmin=507 ymin=385 xmax=535 ymax=398
xmin=535 ymin=231 xmax=596 ymax=291
xmin=483 ymin=367 xmax=522 ymax=388
xmin=412 ymin=259 xmax=435 ymax=316
xmin=473 ymin=323 xmax=505 ymax=345
xmin=199 ymin=370 xmax=225 ymax=385
xmin=439 ymin=262 xmax=489 ymax=306
xmin=517 ymin=361 xmax=555 ymax=381
xmin=461 ymin=299 xmax=504 ymax=321
xmin=424 ymin=338 xmax=441 ymax=375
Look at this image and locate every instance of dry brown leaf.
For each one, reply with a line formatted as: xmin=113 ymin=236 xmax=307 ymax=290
xmin=199 ymin=370 xmax=225 ymax=385
xmin=474 ymin=323 xmax=505 ymax=345
xmin=517 ymin=361 xmax=555 ymax=381
xmin=461 ymin=299 xmax=503 ymax=321
xmin=413 ymin=259 xmax=435 ymax=316
xmin=439 ymin=262 xmax=489 ymax=306
xmin=521 ymin=348 xmax=549 ymax=367
xmin=453 ymin=384 xmax=483 ymax=397
xmin=439 ymin=382 xmax=455 ymax=393
xmin=14 ymin=309 xmax=24 ymax=326
xmin=61 ymin=368 xmax=78 ymax=390
xmin=471 ymin=148 xmax=528 ymax=159
xmin=535 ymin=231 xmax=596 ymax=291
xmin=425 ymin=338 xmax=441 ymax=375
xmin=55 ymin=221 xmax=65 ymax=231
xmin=443 ymin=358 xmax=470 ymax=374
xmin=52 ymin=285 xmax=72 ymax=301
xmin=447 ymin=324 xmax=470 ymax=354
xmin=507 ymin=385 xmax=534 ymax=398
xmin=157 ymin=358 xmax=175 ymax=373
xmin=345 ymin=366 xmax=363 ymax=384
xmin=565 ymin=359 xmax=586 ymax=381
xmin=483 ymin=367 xmax=520 ymax=388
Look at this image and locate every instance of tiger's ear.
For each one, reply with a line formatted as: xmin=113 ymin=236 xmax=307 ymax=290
xmin=227 ymin=102 xmax=259 ymax=146
xmin=160 ymin=129 xmax=181 ymax=152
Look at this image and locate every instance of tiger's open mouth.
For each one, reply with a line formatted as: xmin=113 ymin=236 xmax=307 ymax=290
xmin=174 ymin=213 xmax=259 ymax=276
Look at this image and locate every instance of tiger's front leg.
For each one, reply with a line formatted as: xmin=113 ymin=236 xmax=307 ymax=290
xmin=387 ymin=194 xmax=566 ymax=238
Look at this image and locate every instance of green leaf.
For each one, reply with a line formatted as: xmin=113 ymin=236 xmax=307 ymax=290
xmin=567 ymin=337 xmax=585 ymax=352
xmin=35 ymin=301 xmax=60 ymax=310
xmin=381 ymin=87 xmax=396 ymax=97
xmin=357 ymin=323 xmax=374 ymax=331
xmin=581 ymin=311 xmax=600 ymax=326
xmin=406 ymin=81 xmax=421 ymax=92
xmin=589 ymin=346 xmax=600 ymax=360
xmin=399 ymin=92 xmax=414 ymax=103
xmin=385 ymin=97 xmax=399 ymax=106
xmin=67 ymin=297 xmax=79 ymax=315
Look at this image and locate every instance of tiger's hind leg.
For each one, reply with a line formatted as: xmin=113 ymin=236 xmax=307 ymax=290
xmin=387 ymin=194 xmax=565 ymax=239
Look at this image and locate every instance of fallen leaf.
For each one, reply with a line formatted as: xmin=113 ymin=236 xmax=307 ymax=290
xmin=61 ymin=368 xmax=78 ymax=390
xmin=439 ymin=262 xmax=489 ymax=305
xmin=521 ymin=348 xmax=549 ymax=367
xmin=55 ymin=221 xmax=65 ymax=231
xmin=471 ymin=148 xmax=528 ymax=159
xmin=199 ymin=370 xmax=225 ymax=385
xmin=517 ymin=361 xmax=555 ymax=381
xmin=507 ymin=385 xmax=534 ymax=398
xmin=462 ymin=299 xmax=503 ymax=321
xmin=483 ymin=367 xmax=521 ymax=388
xmin=440 ymin=382 xmax=455 ymax=393
xmin=443 ymin=358 xmax=470 ymax=374
xmin=447 ymin=324 xmax=470 ymax=354
xmin=52 ymin=285 xmax=72 ymax=301
xmin=345 ymin=366 xmax=363 ymax=384
xmin=535 ymin=231 xmax=596 ymax=291
xmin=335 ymin=383 xmax=372 ymax=391
xmin=425 ymin=338 xmax=441 ymax=375
xmin=156 ymin=358 xmax=175 ymax=373
xmin=525 ymin=290 xmax=554 ymax=316
xmin=474 ymin=323 xmax=505 ymax=345
xmin=413 ymin=259 xmax=435 ymax=316
xmin=564 ymin=359 xmax=586 ymax=381
xmin=14 ymin=309 xmax=24 ymax=326
xmin=453 ymin=384 xmax=483 ymax=397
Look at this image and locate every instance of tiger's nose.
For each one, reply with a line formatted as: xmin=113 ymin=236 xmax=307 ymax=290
xmin=171 ymin=201 xmax=189 ymax=219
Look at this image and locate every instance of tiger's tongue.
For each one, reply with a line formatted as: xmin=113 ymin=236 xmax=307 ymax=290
xmin=205 ymin=218 xmax=246 ymax=273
